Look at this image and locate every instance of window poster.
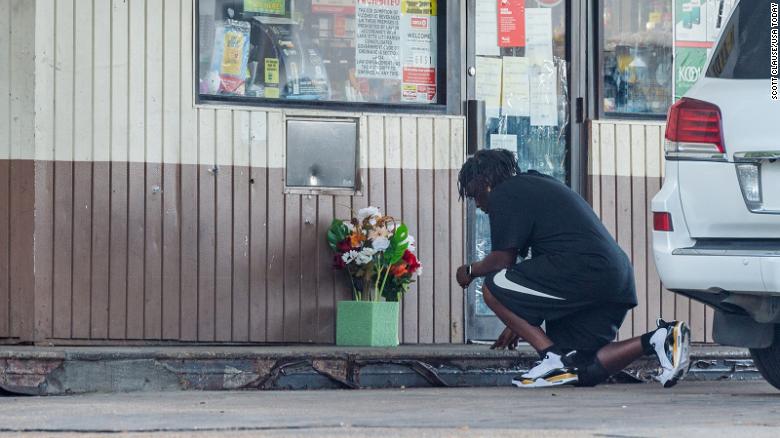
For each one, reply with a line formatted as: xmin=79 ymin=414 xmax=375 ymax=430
xmin=673 ymin=0 xmax=737 ymax=100
xmin=490 ymin=134 xmax=518 ymax=155
xmin=529 ymin=62 xmax=557 ymax=126
xmin=497 ymin=0 xmax=525 ymax=47
xmin=244 ymin=0 xmax=286 ymax=15
xmin=356 ymin=0 xmax=402 ymax=79
xmin=401 ymin=0 xmax=437 ymax=103
xmin=674 ymin=47 xmax=708 ymax=100
xmin=476 ymin=0 xmax=500 ymax=56
xmin=501 ymin=56 xmax=530 ymax=116
xmin=475 ymin=56 xmax=503 ymax=117
xmin=675 ymin=0 xmax=734 ymax=44
xmin=524 ymin=7 xmax=553 ymax=63
xmin=207 ymin=19 xmax=252 ymax=95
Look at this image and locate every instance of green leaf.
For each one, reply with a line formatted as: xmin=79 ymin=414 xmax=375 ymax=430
xmin=384 ymin=223 xmax=409 ymax=265
xmin=327 ymin=219 xmax=350 ymax=251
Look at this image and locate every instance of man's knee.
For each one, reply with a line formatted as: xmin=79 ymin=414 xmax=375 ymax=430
xmin=576 ymin=357 xmax=611 ymax=387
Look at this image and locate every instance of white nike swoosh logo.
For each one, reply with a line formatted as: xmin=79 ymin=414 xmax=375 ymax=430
xmin=493 ymin=269 xmax=565 ymax=300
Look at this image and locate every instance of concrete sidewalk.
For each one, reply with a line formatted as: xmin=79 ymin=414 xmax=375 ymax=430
xmin=0 ymin=344 xmax=759 ymax=395
xmin=0 ymin=381 xmax=778 ymax=437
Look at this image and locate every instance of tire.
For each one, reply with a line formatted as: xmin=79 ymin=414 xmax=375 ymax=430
xmin=749 ymin=324 xmax=780 ymax=390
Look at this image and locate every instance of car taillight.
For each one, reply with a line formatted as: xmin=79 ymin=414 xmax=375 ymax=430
xmin=664 ymin=98 xmax=726 ymax=161
xmin=653 ymin=212 xmax=674 ymax=232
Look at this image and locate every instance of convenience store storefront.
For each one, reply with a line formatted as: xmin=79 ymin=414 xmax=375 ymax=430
xmin=0 ymin=0 xmax=734 ymax=346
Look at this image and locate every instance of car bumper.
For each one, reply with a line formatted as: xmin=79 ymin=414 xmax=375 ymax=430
xmin=652 ymin=246 xmax=779 ymax=293
xmin=651 ymin=166 xmax=780 ymax=294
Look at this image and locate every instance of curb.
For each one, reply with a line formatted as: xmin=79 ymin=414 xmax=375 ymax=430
xmin=0 ymin=345 xmax=760 ymax=395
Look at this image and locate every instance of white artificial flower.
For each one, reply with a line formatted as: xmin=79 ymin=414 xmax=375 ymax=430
xmin=343 ymin=220 xmax=355 ymax=232
xmin=355 ymin=247 xmax=376 ymax=265
xmin=404 ymin=235 xmax=416 ymax=253
xmin=355 ymin=253 xmax=372 ymax=265
xmin=372 ymin=237 xmax=390 ymax=252
xmin=357 ymin=206 xmax=381 ymax=221
xmin=342 ymin=250 xmax=359 ymax=264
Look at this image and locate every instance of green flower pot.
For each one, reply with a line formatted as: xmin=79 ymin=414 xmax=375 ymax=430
xmin=336 ymin=301 xmax=399 ymax=347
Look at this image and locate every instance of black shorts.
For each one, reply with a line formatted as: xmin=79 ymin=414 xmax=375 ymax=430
xmin=484 ymin=267 xmax=632 ymax=352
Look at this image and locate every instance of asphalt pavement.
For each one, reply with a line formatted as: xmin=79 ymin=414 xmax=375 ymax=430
xmin=0 ymin=380 xmax=778 ymax=437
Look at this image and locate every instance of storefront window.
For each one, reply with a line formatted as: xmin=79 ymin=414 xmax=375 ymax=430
xmin=600 ymin=0 xmax=674 ymax=117
xmin=197 ymin=0 xmax=442 ymax=107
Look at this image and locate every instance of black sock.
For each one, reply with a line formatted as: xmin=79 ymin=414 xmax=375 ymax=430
xmin=640 ymin=330 xmax=658 ymax=356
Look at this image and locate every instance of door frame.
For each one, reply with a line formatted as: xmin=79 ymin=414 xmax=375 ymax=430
xmin=464 ymin=0 xmax=591 ymax=341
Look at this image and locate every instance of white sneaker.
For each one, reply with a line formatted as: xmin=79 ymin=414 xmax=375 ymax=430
xmin=512 ymin=368 xmax=579 ymax=388
xmin=520 ymin=351 xmax=565 ymax=380
xmin=650 ymin=319 xmax=691 ymax=388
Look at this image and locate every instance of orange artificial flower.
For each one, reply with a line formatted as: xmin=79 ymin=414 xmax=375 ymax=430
xmin=391 ymin=263 xmax=409 ymax=278
xmin=349 ymin=231 xmax=365 ymax=248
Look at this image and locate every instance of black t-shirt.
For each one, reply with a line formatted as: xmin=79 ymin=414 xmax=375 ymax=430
xmin=489 ymin=172 xmax=637 ymax=306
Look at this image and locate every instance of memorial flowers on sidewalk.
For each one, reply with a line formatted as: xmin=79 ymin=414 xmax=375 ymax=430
xmin=327 ymin=206 xmax=421 ymax=302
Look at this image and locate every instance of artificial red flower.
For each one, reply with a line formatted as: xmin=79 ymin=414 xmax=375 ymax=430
xmin=332 ymin=254 xmax=346 ymax=270
xmin=337 ymin=239 xmax=352 ymax=252
xmin=402 ymin=250 xmax=420 ymax=273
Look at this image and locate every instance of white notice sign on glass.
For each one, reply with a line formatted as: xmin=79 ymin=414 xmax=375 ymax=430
xmin=501 ymin=57 xmax=530 ymax=117
xmin=475 ymin=0 xmax=500 ymax=56
xmin=356 ymin=1 xmax=402 ymax=79
xmin=525 ymin=8 xmax=553 ymax=63
xmin=490 ymin=134 xmax=518 ymax=155
xmin=475 ymin=56 xmax=503 ymax=118
xmin=529 ymin=62 xmax=557 ymax=127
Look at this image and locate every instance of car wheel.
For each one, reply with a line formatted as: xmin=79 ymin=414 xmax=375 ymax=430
xmin=749 ymin=324 xmax=780 ymax=390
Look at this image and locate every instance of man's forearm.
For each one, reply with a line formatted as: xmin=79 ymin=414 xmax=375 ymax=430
xmin=470 ymin=249 xmax=516 ymax=277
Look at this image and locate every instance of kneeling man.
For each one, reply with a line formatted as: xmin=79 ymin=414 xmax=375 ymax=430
xmin=456 ymin=149 xmax=690 ymax=388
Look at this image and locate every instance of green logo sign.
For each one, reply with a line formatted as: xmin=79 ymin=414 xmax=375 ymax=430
xmin=675 ymin=47 xmax=708 ymax=99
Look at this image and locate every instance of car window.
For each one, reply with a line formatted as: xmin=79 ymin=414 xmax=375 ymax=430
xmin=706 ymin=0 xmax=772 ymax=79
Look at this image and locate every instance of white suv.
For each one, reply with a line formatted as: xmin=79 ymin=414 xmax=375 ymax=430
xmin=652 ymin=0 xmax=780 ymax=388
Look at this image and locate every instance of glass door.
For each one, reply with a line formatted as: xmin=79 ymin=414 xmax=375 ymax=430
xmin=465 ymin=0 xmax=587 ymax=341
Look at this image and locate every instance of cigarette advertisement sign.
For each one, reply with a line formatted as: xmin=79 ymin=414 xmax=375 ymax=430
xmin=674 ymin=47 xmax=708 ymax=99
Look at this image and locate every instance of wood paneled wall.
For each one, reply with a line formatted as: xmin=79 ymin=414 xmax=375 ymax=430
xmin=589 ymin=120 xmax=713 ymax=343
xmin=0 ymin=0 xmax=468 ymax=344
xmin=0 ymin=0 xmax=37 ymax=341
xmin=28 ymin=112 xmax=465 ymax=344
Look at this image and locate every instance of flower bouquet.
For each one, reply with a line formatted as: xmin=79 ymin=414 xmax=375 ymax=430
xmin=327 ymin=206 xmax=421 ymax=346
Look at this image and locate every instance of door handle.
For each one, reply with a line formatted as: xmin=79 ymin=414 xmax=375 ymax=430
xmin=466 ymin=99 xmax=485 ymax=155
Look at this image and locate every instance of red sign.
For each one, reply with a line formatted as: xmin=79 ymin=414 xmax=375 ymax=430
xmin=403 ymin=67 xmax=436 ymax=85
xmin=497 ymin=0 xmax=525 ymax=47
xmin=411 ymin=17 xmax=429 ymax=28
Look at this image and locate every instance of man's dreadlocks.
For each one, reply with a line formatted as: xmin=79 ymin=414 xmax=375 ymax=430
xmin=457 ymin=149 xmax=518 ymax=200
